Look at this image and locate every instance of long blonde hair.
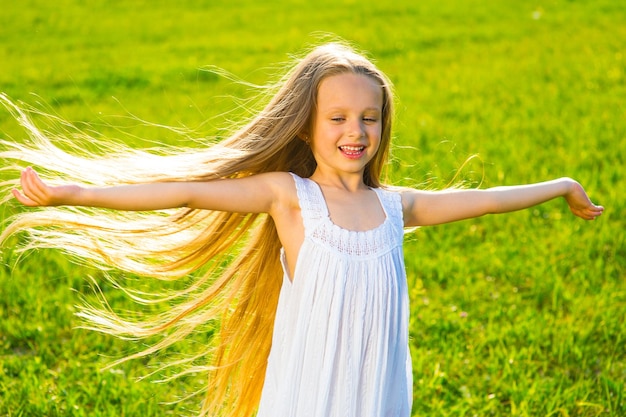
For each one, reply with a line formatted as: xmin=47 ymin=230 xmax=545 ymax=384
xmin=0 ymin=41 xmax=395 ymax=416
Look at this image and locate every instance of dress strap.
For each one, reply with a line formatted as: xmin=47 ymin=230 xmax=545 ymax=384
xmin=372 ymin=187 xmax=404 ymax=229
xmin=289 ymin=173 xmax=328 ymax=235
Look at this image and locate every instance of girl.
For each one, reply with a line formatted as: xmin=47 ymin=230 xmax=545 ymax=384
xmin=2 ymin=43 xmax=603 ymax=417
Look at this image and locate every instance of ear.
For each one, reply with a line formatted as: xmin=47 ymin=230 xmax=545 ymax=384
xmin=298 ymin=132 xmax=310 ymax=144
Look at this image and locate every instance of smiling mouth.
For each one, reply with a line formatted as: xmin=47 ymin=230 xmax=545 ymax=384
xmin=339 ymin=145 xmax=365 ymax=156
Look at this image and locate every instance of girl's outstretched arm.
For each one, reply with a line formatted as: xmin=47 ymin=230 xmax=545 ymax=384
xmin=12 ymin=166 xmax=288 ymax=214
xmin=402 ymin=177 xmax=604 ymax=227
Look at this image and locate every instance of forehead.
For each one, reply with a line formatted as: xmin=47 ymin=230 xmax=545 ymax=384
xmin=317 ymin=72 xmax=383 ymax=111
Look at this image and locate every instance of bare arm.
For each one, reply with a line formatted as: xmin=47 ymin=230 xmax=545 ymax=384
xmin=12 ymin=167 xmax=289 ymax=214
xmin=402 ymin=177 xmax=604 ymax=227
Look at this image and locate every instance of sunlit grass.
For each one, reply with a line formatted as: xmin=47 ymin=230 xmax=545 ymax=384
xmin=1 ymin=0 xmax=624 ymax=415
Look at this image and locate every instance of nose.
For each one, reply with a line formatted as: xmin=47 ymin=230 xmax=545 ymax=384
xmin=347 ymin=119 xmax=365 ymax=139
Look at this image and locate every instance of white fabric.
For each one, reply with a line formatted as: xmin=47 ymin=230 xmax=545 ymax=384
xmin=256 ymin=173 xmax=412 ymax=417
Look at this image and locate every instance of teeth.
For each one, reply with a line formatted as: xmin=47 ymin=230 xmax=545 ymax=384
xmin=340 ymin=146 xmax=364 ymax=152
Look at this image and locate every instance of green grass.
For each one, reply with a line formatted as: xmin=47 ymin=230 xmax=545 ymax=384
xmin=1 ymin=0 xmax=625 ymax=415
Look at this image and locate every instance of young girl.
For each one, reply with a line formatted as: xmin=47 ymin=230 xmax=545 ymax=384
xmin=2 ymin=42 xmax=603 ymax=417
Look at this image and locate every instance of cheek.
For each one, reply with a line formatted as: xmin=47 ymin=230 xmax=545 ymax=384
xmin=368 ymin=125 xmax=382 ymax=142
xmin=368 ymin=127 xmax=383 ymax=153
xmin=314 ymin=124 xmax=339 ymax=141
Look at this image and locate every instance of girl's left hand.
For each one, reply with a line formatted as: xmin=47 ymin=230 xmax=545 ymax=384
xmin=565 ymin=180 xmax=604 ymax=220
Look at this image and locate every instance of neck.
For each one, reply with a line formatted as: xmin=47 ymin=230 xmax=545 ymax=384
xmin=309 ymin=168 xmax=368 ymax=192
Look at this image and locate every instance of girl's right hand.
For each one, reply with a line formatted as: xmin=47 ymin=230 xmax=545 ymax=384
xmin=12 ymin=167 xmax=82 ymax=207
xmin=11 ymin=167 xmax=289 ymax=213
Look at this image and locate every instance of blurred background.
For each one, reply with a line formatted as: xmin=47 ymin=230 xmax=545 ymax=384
xmin=1 ymin=1 xmax=624 ymax=415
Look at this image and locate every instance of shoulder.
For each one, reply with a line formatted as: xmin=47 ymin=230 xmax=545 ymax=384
xmin=223 ymin=172 xmax=298 ymax=209
xmin=257 ymin=171 xmax=296 ymax=185
xmin=380 ymin=185 xmax=428 ymax=227
xmin=255 ymin=171 xmax=299 ymax=209
xmin=261 ymin=171 xmax=298 ymax=193
xmin=378 ymin=185 xmax=417 ymax=208
xmin=262 ymin=173 xmax=303 ymax=235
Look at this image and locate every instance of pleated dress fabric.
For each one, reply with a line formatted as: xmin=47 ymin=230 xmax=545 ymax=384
xmin=256 ymin=173 xmax=412 ymax=417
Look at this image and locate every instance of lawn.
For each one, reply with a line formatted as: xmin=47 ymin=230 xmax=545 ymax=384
xmin=1 ymin=0 xmax=624 ymax=416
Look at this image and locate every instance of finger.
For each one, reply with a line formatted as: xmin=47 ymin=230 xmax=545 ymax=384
xmin=20 ymin=169 xmax=41 ymax=203
xmin=571 ymin=206 xmax=602 ymax=220
xmin=18 ymin=169 xmax=39 ymax=201
xmin=11 ymin=188 xmax=39 ymax=207
xmin=579 ymin=211 xmax=596 ymax=221
xmin=585 ymin=207 xmax=604 ymax=220
xmin=588 ymin=206 xmax=604 ymax=216
xmin=22 ymin=168 xmax=50 ymax=204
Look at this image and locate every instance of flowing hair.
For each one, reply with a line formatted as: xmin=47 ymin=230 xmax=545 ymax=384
xmin=0 ymin=41 xmax=395 ymax=416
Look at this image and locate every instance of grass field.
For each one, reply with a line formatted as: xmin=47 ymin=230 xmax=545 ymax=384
xmin=1 ymin=0 xmax=625 ymax=416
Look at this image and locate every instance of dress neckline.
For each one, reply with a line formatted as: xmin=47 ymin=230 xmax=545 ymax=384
xmin=305 ymin=177 xmax=390 ymax=234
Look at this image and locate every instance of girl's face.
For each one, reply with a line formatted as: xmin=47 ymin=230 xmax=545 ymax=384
xmin=309 ymin=72 xmax=383 ymax=180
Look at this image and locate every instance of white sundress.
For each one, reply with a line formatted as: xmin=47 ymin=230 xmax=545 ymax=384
xmin=256 ymin=173 xmax=412 ymax=417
